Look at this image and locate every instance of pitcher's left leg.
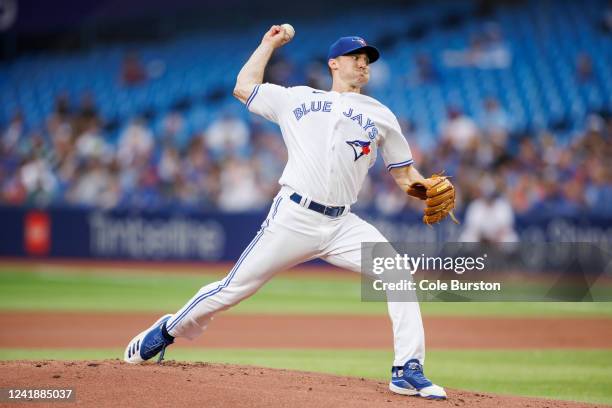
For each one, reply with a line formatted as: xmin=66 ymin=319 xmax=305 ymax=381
xmin=320 ymin=213 xmax=425 ymax=364
xmin=320 ymin=213 xmax=445 ymax=399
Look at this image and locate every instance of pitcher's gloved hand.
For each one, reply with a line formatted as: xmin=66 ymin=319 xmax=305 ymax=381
xmin=406 ymin=174 xmax=459 ymax=225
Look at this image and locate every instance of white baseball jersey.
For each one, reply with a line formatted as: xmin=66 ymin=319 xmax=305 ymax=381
xmin=246 ymin=84 xmax=414 ymax=206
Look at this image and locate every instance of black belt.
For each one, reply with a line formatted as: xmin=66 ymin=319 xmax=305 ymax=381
xmin=290 ymin=193 xmax=347 ymax=218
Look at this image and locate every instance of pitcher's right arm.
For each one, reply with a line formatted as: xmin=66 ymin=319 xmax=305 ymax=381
xmin=233 ymin=25 xmax=293 ymax=104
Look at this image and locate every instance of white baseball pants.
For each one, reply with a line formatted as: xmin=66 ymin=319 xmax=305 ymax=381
xmin=165 ymin=186 xmax=425 ymax=366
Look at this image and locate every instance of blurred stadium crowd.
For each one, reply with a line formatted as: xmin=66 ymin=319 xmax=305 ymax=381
xmin=1 ymin=0 xmax=611 ymax=216
xmin=1 ymin=92 xmax=610 ymax=215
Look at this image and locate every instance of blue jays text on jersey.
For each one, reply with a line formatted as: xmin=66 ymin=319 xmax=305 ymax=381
xmin=292 ymin=101 xmax=379 ymax=140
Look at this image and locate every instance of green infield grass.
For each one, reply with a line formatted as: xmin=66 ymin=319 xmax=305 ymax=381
xmin=1 ymin=266 xmax=611 ymax=316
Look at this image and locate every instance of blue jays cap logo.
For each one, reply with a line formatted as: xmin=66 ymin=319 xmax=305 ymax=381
xmin=346 ymin=140 xmax=371 ymax=161
xmin=354 ymin=37 xmax=367 ymax=46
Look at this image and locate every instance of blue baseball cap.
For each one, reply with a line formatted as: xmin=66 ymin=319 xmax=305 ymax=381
xmin=327 ymin=36 xmax=380 ymax=63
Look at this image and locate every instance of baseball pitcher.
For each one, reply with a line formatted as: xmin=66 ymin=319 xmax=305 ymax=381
xmin=124 ymin=25 xmax=456 ymax=400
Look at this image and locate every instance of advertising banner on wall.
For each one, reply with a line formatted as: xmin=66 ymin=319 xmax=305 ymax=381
xmin=1 ymin=206 xmax=611 ymax=262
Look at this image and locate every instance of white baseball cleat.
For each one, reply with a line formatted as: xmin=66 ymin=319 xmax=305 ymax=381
xmin=389 ymin=359 xmax=447 ymax=400
xmin=124 ymin=314 xmax=174 ymax=364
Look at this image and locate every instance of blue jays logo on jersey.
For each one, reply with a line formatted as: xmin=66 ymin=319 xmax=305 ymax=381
xmin=346 ymin=140 xmax=371 ymax=161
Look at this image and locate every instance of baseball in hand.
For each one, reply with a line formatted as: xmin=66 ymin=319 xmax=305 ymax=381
xmin=281 ymin=23 xmax=295 ymax=40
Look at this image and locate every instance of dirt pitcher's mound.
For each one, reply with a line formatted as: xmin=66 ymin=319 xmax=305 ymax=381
xmin=0 ymin=361 xmax=605 ymax=408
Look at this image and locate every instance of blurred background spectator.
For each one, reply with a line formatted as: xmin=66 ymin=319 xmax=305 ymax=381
xmin=459 ymin=176 xmax=518 ymax=243
xmin=121 ymin=52 xmax=148 ymax=87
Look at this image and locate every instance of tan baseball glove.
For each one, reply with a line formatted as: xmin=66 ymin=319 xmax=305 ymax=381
xmin=406 ymin=174 xmax=459 ymax=225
